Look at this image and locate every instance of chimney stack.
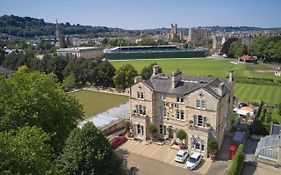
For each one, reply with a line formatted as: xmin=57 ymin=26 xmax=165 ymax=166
xmin=134 ymin=76 xmax=142 ymax=84
xmin=218 ymin=82 xmax=224 ymax=96
xmin=229 ymin=70 xmax=234 ymax=82
xmin=152 ymin=65 xmax=159 ymax=76
xmin=171 ymin=69 xmax=182 ymax=88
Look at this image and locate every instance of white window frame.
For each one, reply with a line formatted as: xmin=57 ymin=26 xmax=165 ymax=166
xmin=176 ymin=96 xmax=184 ymax=103
xmin=137 ymin=91 xmax=144 ymax=99
xmin=196 ymin=100 xmax=206 ymax=109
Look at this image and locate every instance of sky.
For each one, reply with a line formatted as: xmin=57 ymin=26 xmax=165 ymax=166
xmin=1 ymin=0 xmax=281 ymax=29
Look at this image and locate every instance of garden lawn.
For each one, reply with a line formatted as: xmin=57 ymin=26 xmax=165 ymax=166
xmin=110 ymin=58 xmax=281 ymax=80
xmin=234 ymin=83 xmax=281 ymax=105
xmin=70 ymin=90 xmax=129 ymax=119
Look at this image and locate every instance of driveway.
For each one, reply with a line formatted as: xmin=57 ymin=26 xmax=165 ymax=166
xmin=121 ymin=152 xmax=200 ymax=175
xmin=117 ymin=139 xmax=212 ymax=175
xmin=242 ymin=162 xmax=280 ymax=175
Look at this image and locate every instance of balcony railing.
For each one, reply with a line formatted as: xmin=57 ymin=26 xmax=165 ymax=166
xmin=188 ymin=125 xmax=210 ymax=132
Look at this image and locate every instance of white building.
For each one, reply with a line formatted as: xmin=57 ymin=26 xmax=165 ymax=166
xmin=57 ymin=47 xmax=104 ymax=59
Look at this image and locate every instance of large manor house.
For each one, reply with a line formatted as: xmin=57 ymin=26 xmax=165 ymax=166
xmin=129 ymin=65 xmax=234 ymax=156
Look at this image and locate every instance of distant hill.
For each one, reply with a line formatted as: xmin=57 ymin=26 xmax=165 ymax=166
xmin=0 ymin=15 xmax=280 ymax=38
xmin=0 ymin=15 xmax=130 ymax=38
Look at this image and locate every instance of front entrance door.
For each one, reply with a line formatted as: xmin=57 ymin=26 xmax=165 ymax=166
xmin=168 ymin=126 xmax=173 ymax=139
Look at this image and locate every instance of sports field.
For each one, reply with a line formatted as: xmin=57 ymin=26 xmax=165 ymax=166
xmin=70 ymin=90 xmax=129 ymax=118
xmin=110 ymin=58 xmax=281 ymax=80
xmin=235 ymin=83 xmax=281 ymax=104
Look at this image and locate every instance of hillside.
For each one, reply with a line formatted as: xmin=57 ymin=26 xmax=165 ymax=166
xmin=0 ymin=15 xmax=130 ymax=38
xmin=1 ymin=15 xmax=280 ymax=38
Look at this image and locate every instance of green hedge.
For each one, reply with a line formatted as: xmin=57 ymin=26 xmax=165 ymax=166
xmin=227 ymin=144 xmax=245 ymax=175
xmin=236 ymin=77 xmax=281 ymax=86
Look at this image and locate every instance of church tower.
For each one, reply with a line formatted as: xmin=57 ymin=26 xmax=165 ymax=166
xmin=55 ymin=19 xmax=60 ymax=47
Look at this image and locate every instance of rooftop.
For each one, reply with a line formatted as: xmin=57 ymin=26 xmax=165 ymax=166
xmin=0 ymin=67 xmax=13 ymax=75
xmin=57 ymin=47 xmax=103 ymax=53
xmin=143 ymin=72 xmax=231 ymax=99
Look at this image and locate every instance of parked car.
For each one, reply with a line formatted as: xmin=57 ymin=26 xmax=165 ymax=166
xmin=175 ymin=150 xmax=189 ymax=163
xmin=110 ymin=136 xmax=127 ymax=149
xmin=185 ymin=152 xmax=202 ymax=170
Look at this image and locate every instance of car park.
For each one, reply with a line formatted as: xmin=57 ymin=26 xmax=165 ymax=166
xmin=110 ymin=136 xmax=127 ymax=149
xmin=185 ymin=152 xmax=202 ymax=170
xmin=174 ymin=150 xmax=189 ymax=163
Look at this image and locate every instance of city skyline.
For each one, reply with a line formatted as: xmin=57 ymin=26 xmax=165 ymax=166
xmin=1 ymin=0 xmax=281 ymax=29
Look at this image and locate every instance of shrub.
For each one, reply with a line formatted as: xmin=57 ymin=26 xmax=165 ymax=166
xmin=249 ymin=119 xmax=268 ymax=135
xmin=176 ymin=129 xmax=187 ymax=141
xmin=227 ymin=144 xmax=245 ymax=175
xmin=208 ymin=138 xmax=218 ymax=154
xmin=123 ymin=120 xmax=130 ymax=130
xmin=149 ymin=124 xmax=157 ymax=136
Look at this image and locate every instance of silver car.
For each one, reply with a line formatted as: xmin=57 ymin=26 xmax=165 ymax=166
xmin=185 ymin=152 xmax=202 ymax=170
xmin=175 ymin=150 xmax=189 ymax=163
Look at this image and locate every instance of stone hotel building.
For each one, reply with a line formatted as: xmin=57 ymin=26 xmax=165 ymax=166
xmin=129 ymin=65 xmax=234 ymax=156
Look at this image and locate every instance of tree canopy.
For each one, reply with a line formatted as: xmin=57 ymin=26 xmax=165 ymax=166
xmin=0 ymin=72 xmax=84 ymax=153
xmin=0 ymin=126 xmax=54 ymax=174
xmin=140 ymin=62 xmax=162 ymax=80
xmin=57 ymin=122 xmax=125 ymax=175
xmin=250 ymin=36 xmax=281 ymax=62
xmin=113 ymin=64 xmax=138 ymax=89
xmin=229 ymin=40 xmax=248 ymax=58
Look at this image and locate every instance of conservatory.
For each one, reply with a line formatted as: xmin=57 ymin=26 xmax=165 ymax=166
xmin=255 ymin=134 xmax=281 ymax=166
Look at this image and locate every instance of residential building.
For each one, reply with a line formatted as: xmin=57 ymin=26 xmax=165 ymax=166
xmin=56 ymin=47 xmax=104 ymax=59
xmin=129 ymin=65 xmax=234 ymax=156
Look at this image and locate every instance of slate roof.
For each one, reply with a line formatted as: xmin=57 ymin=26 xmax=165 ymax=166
xmin=271 ymin=123 xmax=281 ymax=135
xmin=0 ymin=67 xmax=13 ymax=76
xmin=143 ymin=74 xmax=231 ymax=99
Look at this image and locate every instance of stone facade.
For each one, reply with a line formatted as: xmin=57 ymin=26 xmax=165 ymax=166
xmin=167 ymin=23 xmax=183 ymax=42
xmin=188 ymin=27 xmax=211 ymax=46
xmin=129 ymin=66 xmax=234 ymax=156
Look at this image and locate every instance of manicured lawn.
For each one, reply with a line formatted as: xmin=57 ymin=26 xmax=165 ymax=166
xmin=70 ymin=90 xmax=129 ymax=119
xmin=110 ymin=58 xmax=281 ymax=80
xmin=234 ymin=83 xmax=281 ymax=105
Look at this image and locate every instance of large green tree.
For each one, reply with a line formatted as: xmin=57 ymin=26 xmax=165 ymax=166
xmin=0 ymin=126 xmax=54 ymax=174
xmin=57 ymin=122 xmax=125 ymax=175
xmin=229 ymin=40 xmax=248 ymax=58
xmin=140 ymin=62 xmax=162 ymax=80
xmin=0 ymin=72 xmax=83 ymax=154
xmin=113 ymin=64 xmax=138 ymax=89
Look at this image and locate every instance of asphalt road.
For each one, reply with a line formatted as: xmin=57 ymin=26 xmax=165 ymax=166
xmin=125 ymin=152 xmax=201 ymax=175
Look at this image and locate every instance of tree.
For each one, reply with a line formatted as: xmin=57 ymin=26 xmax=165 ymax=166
xmin=113 ymin=64 xmax=138 ymax=89
xmin=176 ymin=129 xmax=187 ymax=144
xmin=0 ymin=72 xmax=84 ymax=154
xmin=229 ymin=40 xmax=247 ymax=58
xmin=57 ymin=122 xmax=125 ymax=175
xmin=207 ymin=138 xmax=218 ymax=154
xmin=62 ymin=73 xmax=76 ymax=91
xmin=149 ymin=124 xmax=157 ymax=138
xmin=140 ymin=63 xmax=163 ymax=80
xmin=0 ymin=126 xmax=54 ymax=174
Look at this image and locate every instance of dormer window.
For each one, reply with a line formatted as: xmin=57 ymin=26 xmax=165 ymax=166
xmin=176 ymin=96 xmax=184 ymax=103
xmin=137 ymin=91 xmax=144 ymax=99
